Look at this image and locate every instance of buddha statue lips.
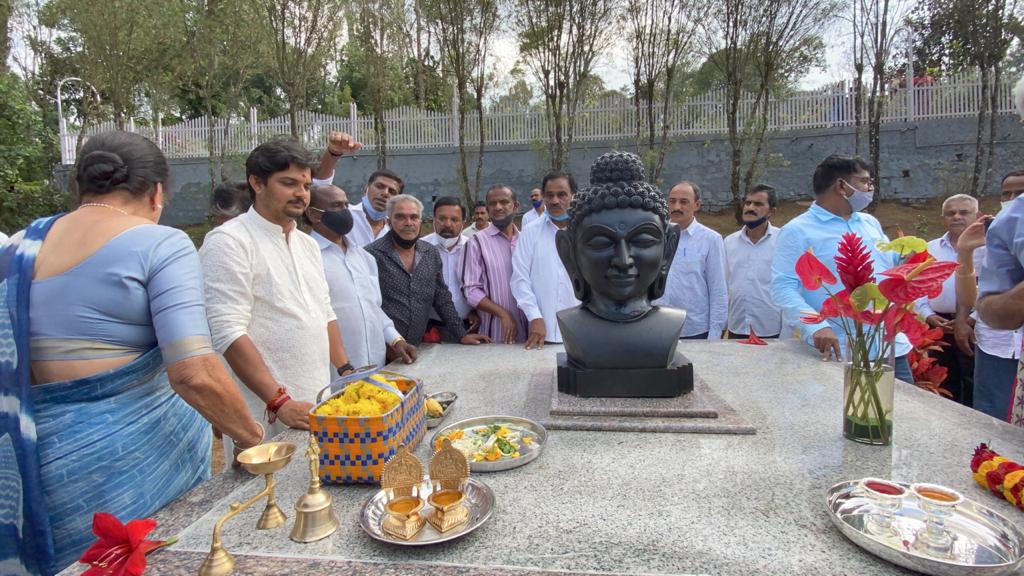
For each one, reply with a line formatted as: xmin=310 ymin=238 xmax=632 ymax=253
xmin=555 ymin=152 xmax=687 ymax=373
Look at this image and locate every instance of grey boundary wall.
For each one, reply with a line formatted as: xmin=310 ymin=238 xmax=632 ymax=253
xmin=54 ymin=115 xmax=1024 ymax=227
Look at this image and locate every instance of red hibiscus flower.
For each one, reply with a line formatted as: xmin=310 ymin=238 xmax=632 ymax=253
xmin=79 ymin=513 xmax=174 ymax=576
xmin=795 ymin=249 xmax=837 ymax=290
xmin=835 ymin=233 xmax=874 ymax=291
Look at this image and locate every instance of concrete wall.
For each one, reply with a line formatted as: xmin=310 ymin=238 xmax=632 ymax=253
xmin=55 ymin=115 xmax=1024 ymax=227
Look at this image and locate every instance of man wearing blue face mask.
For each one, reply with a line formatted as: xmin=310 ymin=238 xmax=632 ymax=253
xmin=522 ymin=187 xmax=545 ymax=227
xmin=771 ymin=155 xmax=914 ymax=383
xmin=305 ymin=183 xmax=418 ymax=370
xmin=312 ymin=131 xmax=402 ymax=247
xmin=724 ymin=184 xmax=783 ymax=339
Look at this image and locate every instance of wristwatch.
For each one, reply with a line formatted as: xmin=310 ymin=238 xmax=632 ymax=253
xmin=337 ymin=362 xmax=355 ymax=377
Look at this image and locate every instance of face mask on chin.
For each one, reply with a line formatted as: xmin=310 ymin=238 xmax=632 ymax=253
xmin=362 ymin=195 xmax=387 ymax=221
xmin=842 ymin=180 xmax=874 ymax=212
xmin=491 ymin=214 xmax=514 ymax=229
xmin=548 ymin=211 xmax=569 ymax=222
xmin=389 ymin=228 xmax=418 ymax=249
xmin=743 ymin=215 xmax=768 ymax=229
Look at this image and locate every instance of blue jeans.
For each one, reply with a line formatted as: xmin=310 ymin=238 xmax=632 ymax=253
xmin=973 ymin=347 xmax=1016 ymax=421
xmin=895 ymin=354 xmax=912 ymax=384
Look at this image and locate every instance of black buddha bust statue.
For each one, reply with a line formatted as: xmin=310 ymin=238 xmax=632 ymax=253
xmin=554 ymin=152 xmax=693 ymax=397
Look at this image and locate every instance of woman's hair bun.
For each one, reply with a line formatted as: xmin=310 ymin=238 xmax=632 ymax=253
xmin=78 ymin=150 xmax=130 ymax=193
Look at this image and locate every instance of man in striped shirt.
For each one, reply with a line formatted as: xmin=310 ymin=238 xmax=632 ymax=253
xmin=462 ymin=184 xmax=529 ymax=343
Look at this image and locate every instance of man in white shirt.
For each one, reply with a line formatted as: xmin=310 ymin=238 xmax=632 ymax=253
xmin=200 ymin=137 xmax=355 ymax=443
xmin=511 ymin=172 xmax=581 ymax=349
xmin=463 ymin=201 xmax=489 ymax=236
xmin=724 ymin=184 xmax=782 ymax=339
xmin=656 ymin=181 xmax=728 ymax=339
xmin=522 ymin=187 xmax=544 ymax=227
xmin=422 ymin=196 xmax=478 ymax=337
xmin=312 ymin=131 xmax=400 ymax=247
xmin=917 ymin=194 xmax=980 ymax=405
xmin=304 ymin=183 xmax=418 ymax=369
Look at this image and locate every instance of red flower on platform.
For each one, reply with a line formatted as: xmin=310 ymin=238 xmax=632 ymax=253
xmin=878 ymin=259 xmax=959 ymax=304
xmin=835 ymin=233 xmax=874 ymax=291
xmin=79 ymin=513 xmax=175 ymax=576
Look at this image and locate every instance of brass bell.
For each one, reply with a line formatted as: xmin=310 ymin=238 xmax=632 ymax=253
xmin=289 ymin=433 xmax=339 ymax=543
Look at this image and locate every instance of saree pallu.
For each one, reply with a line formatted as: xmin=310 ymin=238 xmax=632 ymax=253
xmin=0 ymin=216 xmax=210 ymax=575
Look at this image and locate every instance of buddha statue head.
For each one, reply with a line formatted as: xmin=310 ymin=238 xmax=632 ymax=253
xmin=555 ymin=152 xmax=680 ymax=322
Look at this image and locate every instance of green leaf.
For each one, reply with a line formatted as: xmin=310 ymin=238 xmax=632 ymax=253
xmin=850 ymin=283 xmax=888 ymax=311
xmin=876 ymin=237 xmax=928 ymax=255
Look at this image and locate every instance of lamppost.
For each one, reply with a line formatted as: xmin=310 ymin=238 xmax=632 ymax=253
xmin=56 ymin=77 xmax=101 ymax=164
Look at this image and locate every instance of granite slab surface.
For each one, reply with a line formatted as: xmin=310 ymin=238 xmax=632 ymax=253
xmin=59 ymin=340 xmax=1024 ymax=576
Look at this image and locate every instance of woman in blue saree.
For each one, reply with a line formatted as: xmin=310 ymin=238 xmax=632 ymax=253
xmin=0 ymin=132 xmax=266 ymax=575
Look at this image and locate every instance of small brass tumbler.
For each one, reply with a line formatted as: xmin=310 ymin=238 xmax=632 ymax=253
xmin=290 ymin=433 xmax=339 ymax=542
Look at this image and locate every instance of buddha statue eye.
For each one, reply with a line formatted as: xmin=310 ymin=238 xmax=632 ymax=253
xmin=630 ymin=233 xmax=659 ymax=248
xmin=584 ymin=235 xmax=614 ymax=250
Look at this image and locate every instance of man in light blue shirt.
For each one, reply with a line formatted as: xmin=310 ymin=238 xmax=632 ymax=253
xmin=770 ymin=155 xmax=913 ymax=382
xmin=655 ymin=181 xmax=728 ymax=339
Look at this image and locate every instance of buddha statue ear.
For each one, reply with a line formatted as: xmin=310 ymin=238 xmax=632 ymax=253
xmin=556 ymin=228 xmax=589 ymax=301
xmin=650 ymin=222 xmax=680 ymax=301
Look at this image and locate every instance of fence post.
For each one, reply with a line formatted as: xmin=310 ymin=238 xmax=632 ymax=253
xmin=155 ymin=111 xmax=162 ymax=149
xmin=350 ymin=101 xmax=358 ymax=141
xmin=450 ymin=89 xmax=459 ymax=146
xmin=249 ymin=106 xmax=258 ymax=151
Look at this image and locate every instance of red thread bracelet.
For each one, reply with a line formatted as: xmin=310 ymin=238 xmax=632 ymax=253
xmin=265 ymin=388 xmax=291 ymax=424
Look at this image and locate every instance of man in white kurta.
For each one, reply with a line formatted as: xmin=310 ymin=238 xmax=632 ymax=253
xmin=511 ymin=173 xmax=580 ymax=347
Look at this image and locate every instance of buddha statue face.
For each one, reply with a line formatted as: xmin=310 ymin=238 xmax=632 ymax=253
xmin=556 ymin=152 xmax=679 ymax=322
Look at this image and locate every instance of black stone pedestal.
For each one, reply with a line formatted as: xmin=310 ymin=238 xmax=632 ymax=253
xmin=556 ymin=351 xmax=694 ymax=398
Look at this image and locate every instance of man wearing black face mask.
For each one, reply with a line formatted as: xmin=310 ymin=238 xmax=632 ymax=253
xmin=365 ymin=194 xmax=491 ymax=346
xmin=724 ymin=184 xmax=783 ymax=339
xmin=305 ymin=185 xmax=418 ymax=369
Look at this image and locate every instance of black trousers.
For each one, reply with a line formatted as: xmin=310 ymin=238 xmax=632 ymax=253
xmin=726 ymin=330 xmax=780 ymax=339
xmin=931 ymin=313 xmax=975 ymax=406
xmin=680 ymin=332 xmax=710 ymax=340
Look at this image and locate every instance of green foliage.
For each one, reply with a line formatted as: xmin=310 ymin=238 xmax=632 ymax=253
xmin=0 ymin=181 xmax=71 ymax=233
xmin=0 ymin=73 xmax=50 ymax=185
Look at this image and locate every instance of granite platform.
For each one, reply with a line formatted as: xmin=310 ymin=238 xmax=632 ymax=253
xmin=59 ymin=340 xmax=1024 ymax=576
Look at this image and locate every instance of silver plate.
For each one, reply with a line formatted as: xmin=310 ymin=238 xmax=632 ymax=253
xmin=358 ymin=477 xmax=495 ymax=546
xmin=425 ymin=392 xmax=458 ymax=429
xmin=826 ymin=479 xmax=1024 ymax=576
xmin=431 ymin=415 xmax=547 ymax=472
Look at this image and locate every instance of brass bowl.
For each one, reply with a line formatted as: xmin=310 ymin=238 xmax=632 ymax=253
xmin=428 ymin=489 xmax=465 ymax=512
xmin=237 ymin=442 xmax=296 ymax=475
xmin=385 ymin=496 xmax=424 ymax=520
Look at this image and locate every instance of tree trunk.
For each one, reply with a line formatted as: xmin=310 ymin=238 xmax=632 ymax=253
xmin=854 ymin=70 xmax=864 ymax=154
xmin=982 ymin=63 xmax=1000 ymax=195
xmin=727 ymin=88 xmax=743 ymax=210
xmin=414 ymin=0 xmax=426 ymax=109
xmin=374 ymin=108 xmax=388 ymax=169
xmin=474 ymin=84 xmax=486 ymax=201
xmin=219 ymin=113 xmax=233 ymax=182
xmin=288 ymin=97 xmax=300 ymax=139
xmin=455 ymin=83 xmax=472 ymax=205
xmin=971 ymin=65 xmax=990 ymax=198
xmin=653 ymin=70 xmax=676 ymax=184
xmin=646 ymin=84 xmax=656 ymax=149
xmin=206 ymin=105 xmax=217 ymax=191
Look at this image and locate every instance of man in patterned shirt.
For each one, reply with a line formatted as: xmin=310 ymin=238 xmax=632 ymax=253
xmin=365 ymin=194 xmax=491 ymax=346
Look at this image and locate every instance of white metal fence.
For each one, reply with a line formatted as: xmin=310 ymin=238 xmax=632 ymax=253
xmin=61 ymin=72 xmax=1019 ymax=164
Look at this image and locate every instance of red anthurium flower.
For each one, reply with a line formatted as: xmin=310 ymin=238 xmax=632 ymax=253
xmin=738 ymin=327 xmax=768 ymax=345
xmin=905 ymin=250 xmax=930 ymax=265
xmin=795 ymin=249 xmax=837 ymax=290
xmin=835 ymin=233 xmax=874 ymax=291
xmin=79 ymin=513 xmax=171 ymax=576
xmin=878 ymin=260 xmax=959 ymax=304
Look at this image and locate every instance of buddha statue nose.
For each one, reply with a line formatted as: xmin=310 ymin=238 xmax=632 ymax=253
xmin=611 ymin=238 xmax=634 ymax=270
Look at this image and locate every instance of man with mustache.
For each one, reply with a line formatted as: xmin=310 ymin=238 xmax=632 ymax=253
xmin=422 ymin=196 xmax=478 ymax=338
xmin=723 ymin=184 xmax=782 ymax=339
xmin=655 ymin=181 xmax=728 ymax=339
xmin=312 ymin=131 xmax=402 ymax=247
xmin=462 ymin=184 xmax=529 ymax=344
xmin=521 ymin=187 xmax=545 ymax=227
xmin=463 ymin=201 xmax=490 ymax=236
xmin=200 ymin=137 xmax=356 ymax=449
xmin=304 ymin=183 xmax=418 ymax=369
xmin=365 ymin=194 xmax=491 ymax=346
xmin=511 ymin=172 xmax=581 ymax=349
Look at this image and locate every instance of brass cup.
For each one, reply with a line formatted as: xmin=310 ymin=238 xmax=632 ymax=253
xmin=428 ymin=489 xmax=465 ymax=512
xmin=237 ymin=442 xmax=296 ymax=475
xmin=385 ymin=496 xmax=425 ymax=520
xmin=382 ymin=496 xmax=427 ymax=540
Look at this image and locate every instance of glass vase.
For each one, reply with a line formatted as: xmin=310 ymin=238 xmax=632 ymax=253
xmin=843 ymin=332 xmax=895 ymax=446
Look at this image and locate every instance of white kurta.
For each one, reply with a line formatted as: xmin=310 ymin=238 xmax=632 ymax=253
xmin=200 ymin=207 xmax=336 ymax=419
xmin=510 ymin=214 xmax=579 ymax=343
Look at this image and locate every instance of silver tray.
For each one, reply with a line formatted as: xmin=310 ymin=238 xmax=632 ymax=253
xmin=431 ymin=415 xmax=547 ymax=473
xmin=826 ymin=479 xmax=1024 ymax=576
xmin=425 ymin=392 xmax=457 ymax=429
xmin=358 ymin=476 xmax=494 ymax=546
